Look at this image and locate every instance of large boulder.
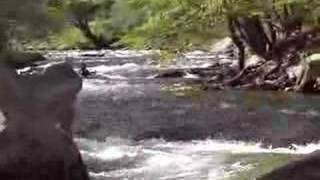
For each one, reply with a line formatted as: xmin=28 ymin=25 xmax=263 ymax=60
xmin=0 ymin=62 xmax=90 ymax=180
xmin=258 ymin=151 xmax=320 ymax=180
xmin=295 ymin=54 xmax=320 ymax=92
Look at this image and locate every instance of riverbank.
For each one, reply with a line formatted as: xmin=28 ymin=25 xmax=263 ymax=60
xmin=153 ymin=38 xmax=309 ymax=93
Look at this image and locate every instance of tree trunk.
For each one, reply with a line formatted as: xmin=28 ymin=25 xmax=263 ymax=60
xmin=72 ymin=17 xmax=111 ymax=49
xmin=228 ymin=17 xmax=245 ymax=70
xmin=78 ymin=22 xmax=108 ymax=49
xmin=236 ymin=17 xmax=271 ymax=60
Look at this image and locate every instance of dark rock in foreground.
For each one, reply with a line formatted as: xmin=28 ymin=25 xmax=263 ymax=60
xmin=0 ymin=62 xmax=90 ymax=180
xmin=258 ymin=151 xmax=320 ymax=180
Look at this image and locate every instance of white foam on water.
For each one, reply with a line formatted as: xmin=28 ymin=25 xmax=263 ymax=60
xmin=172 ymin=61 xmax=215 ymax=69
xmin=81 ymin=147 xmax=138 ymax=161
xmin=199 ymin=62 xmax=215 ymax=68
xmin=82 ymin=79 xmax=133 ymax=92
xmin=81 ymin=79 xmax=109 ymax=92
xmin=290 ymin=143 xmax=320 ymax=154
xmin=0 ymin=110 xmax=6 ymax=132
xmin=95 ymin=147 xmax=138 ymax=161
xmin=184 ymin=72 xmax=199 ymax=79
xmin=77 ymin=137 xmax=141 ymax=161
xmin=218 ymin=162 xmax=254 ymax=179
xmin=90 ymin=63 xmax=140 ymax=73
xmin=16 ymin=67 xmax=32 ymax=74
xmin=38 ymin=61 xmax=64 ymax=70
xmin=81 ymin=79 xmax=147 ymax=100
xmin=103 ymin=75 xmax=128 ymax=80
xmin=152 ymin=139 xmax=320 ymax=155
xmin=77 ymin=137 xmax=320 ymax=180
xmin=88 ymin=63 xmax=153 ymax=79
xmin=77 ymin=138 xmax=225 ymax=179
xmin=279 ymin=108 xmax=320 ymax=117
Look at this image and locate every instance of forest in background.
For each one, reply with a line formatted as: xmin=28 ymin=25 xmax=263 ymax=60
xmin=2 ymin=0 xmax=320 ymax=88
xmin=1 ymin=0 xmax=318 ymax=65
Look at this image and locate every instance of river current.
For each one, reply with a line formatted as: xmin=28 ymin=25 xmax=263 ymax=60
xmin=24 ymin=50 xmax=320 ymax=179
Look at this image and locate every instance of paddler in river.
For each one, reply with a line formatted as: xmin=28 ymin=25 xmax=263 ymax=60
xmin=80 ymin=62 xmax=92 ymax=78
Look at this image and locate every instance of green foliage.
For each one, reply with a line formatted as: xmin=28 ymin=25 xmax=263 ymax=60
xmin=121 ymin=0 xmax=320 ymax=52
xmin=63 ymin=0 xmax=114 ymax=48
xmin=50 ymin=27 xmax=92 ymax=49
xmin=226 ymin=153 xmax=298 ymax=180
xmin=27 ymin=27 xmax=92 ymax=50
xmin=161 ymin=83 xmax=206 ymax=97
xmin=67 ymin=0 xmax=100 ymax=21
xmin=121 ymin=0 xmax=227 ymax=51
xmin=18 ymin=0 xmax=320 ymax=52
xmin=0 ymin=0 xmax=66 ymax=51
xmin=110 ymin=0 xmax=146 ymax=32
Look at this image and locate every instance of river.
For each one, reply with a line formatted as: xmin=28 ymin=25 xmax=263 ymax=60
xmin=39 ymin=50 xmax=320 ymax=179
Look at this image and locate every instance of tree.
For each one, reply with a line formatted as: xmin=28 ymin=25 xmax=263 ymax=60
xmin=0 ymin=0 xmax=62 ymax=52
xmin=123 ymin=0 xmax=320 ymax=75
xmin=122 ymin=0 xmax=227 ymax=50
xmin=66 ymin=0 xmax=119 ymax=49
xmin=189 ymin=0 xmax=320 ymax=72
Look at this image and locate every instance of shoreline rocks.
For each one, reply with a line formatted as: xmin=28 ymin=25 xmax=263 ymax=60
xmin=153 ymin=54 xmax=310 ymax=93
xmin=0 ymin=62 xmax=90 ymax=180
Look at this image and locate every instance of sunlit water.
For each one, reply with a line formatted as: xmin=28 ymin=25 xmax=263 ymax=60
xmin=75 ymin=137 xmax=320 ymax=180
xmin=43 ymin=50 xmax=320 ymax=179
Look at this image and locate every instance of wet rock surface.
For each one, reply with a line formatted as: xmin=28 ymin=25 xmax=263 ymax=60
xmin=0 ymin=62 xmax=89 ymax=180
xmin=258 ymin=150 xmax=320 ymax=180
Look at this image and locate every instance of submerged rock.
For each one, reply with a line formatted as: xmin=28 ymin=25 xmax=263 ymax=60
xmin=258 ymin=150 xmax=320 ymax=180
xmin=0 ymin=62 xmax=89 ymax=180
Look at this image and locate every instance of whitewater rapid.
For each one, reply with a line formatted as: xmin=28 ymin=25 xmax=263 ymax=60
xmin=76 ymin=136 xmax=320 ymax=180
xmin=43 ymin=50 xmax=320 ymax=179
